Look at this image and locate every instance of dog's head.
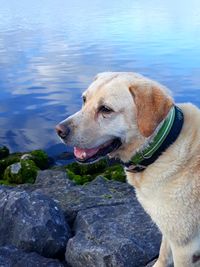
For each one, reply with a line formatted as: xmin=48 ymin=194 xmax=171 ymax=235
xmin=56 ymin=72 xmax=173 ymax=163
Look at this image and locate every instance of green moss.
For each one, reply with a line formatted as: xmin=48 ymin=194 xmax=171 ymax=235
xmin=0 ymin=148 xmax=125 ymax=185
xmin=102 ymin=194 xmax=112 ymax=199
xmin=66 ymin=159 xmax=126 ymax=184
xmin=0 ymin=146 xmax=9 ymax=160
xmin=103 ymin=165 xmax=126 ymax=183
xmin=21 ymin=159 xmax=39 ymax=183
xmin=66 ymin=159 xmax=108 ymax=176
xmin=0 ymin=150 xmax=49 ymax=179
xmin=4 ymin=159 xmax=39 ymax=184
xmin=66 ymin=159 xmax=108 ymax=185
xmin=30 ymin=150 xmax=49 ymax=170
xmin=66 ymin=169 xmax=94 ymax=185
xmin=0 ymin=180 xmax=12 ymax=185
xmin=0 ymin=153 xmax=22 ymax=179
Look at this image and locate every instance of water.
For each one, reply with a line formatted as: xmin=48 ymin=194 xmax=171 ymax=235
xmin=0 ymin=0 xmax=200 ymax=156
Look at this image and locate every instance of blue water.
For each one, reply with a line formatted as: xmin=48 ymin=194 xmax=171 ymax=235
xmin=0 ymin=0 xmax=200 ymax=155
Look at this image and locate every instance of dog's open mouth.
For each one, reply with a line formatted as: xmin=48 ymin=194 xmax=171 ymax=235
xmin=74 ymin=138 xmax=122 ymax=163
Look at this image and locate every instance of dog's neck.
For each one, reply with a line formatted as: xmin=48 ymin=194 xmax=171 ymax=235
xmin=124 ymin=105 xmax=184 ymax=172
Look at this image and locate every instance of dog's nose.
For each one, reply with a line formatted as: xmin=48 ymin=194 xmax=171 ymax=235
xmin=55 ymin=124 xmax=70 ymax=139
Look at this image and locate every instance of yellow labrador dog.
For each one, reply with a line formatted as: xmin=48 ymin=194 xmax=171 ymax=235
xmin=56 ymin=72 xmax=200 ymax=267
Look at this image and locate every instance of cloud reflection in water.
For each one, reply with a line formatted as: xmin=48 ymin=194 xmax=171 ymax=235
xmin=0 ymin=0 xmax=200 ymax=154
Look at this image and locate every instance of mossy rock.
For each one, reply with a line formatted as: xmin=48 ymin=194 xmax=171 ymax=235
xmin=66 ymin=159 xmax=126 ymax=184
xmin=103 ymin=165 xmax=126 ymax=183
xmin=0 ymin=153 xmax=23 ymax=179
xmin=66 ymin=169 xmax=94 ymax=185
xmin=30 ymin=150 xmax=49 ymax=170
xmin=0 ymin=150 xmax=49 ymax=180
xmin=66 ymin=159 xmax=108 ymax=185
xmin=0 ymin=146 xmax=9 ymax=160
xmin=66 ymin=159 xmax=108 ymax=176
xmin=4 ymin=160 xmax=39 ymax=184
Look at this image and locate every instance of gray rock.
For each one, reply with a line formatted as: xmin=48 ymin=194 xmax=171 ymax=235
xmin=33 ymin=174 xmax=138 ymax=225
xmin=18 ymin=171 xmax=161 ymax=266
xmin=35 ymin=170 xmax=75 ymax=188
xmin=19 ymin=170 xmax=75 ymax=193
xmin=4 ymin=160 xmax=38 ymax=184
xmin=21 ymin=153 xmax=33 ymax=160
xmin=0 ymin=186 xmax=71 ymax=258
xmin=0 ymin=245 xmax=65 ymax=267
xmin=10 ymin=162 xmax=21 ymax=174
xmin=65 ymin=192 xmax=161 ymax=267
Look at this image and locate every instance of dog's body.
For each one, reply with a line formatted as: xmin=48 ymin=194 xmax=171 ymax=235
xmin=128 ymin=103 xmax=200 ymax=266
xmin=56 ymin=72 xmax=200 ymax=266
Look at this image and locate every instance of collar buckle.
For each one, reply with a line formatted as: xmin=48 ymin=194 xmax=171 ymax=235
xmin=125 ymin=163 xmax=146 ymax=173
xmin=141 ymin=150 xmax=152 ymax=159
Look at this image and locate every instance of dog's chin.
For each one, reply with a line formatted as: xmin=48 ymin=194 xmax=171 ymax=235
xmin=74 ymin=138 xmax=122 ymax=164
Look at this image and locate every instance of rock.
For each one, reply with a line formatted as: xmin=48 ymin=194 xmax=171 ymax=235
xmin=33 ymin=174 xmax=137 ymax=225
xmin=17 ymin=171 xmax=160 ymax=266
xmin=4 ymin=162 xmax=22 ymax=182
xmin=0 ymin=153 xmax=22 ymax=179
xmin=4 ymin=159 xmax=38 ymax=184
xmin=0 ymin=146 xmax=9 ymax=160
xmin=20 ymin=169 xmax=75 ymax=198
xmin=0 ymin=187 xmax=71 ymax=258
xmin=0 ymin=245 xmax=65 ymax=267
xmin=18 ymin=170 xmax=76 ymax=224
xmin=11 ymin=162 xmax=21 ymax=173
xmin=66 ymin=202 xmax=161 ymax=267
xmin=21 ymin=153 xmax=33 ymax=160
xmin=66 ymin=159 xmax=126 ymax=185
xmin=35 ymin=170 xmax=76 ymax=188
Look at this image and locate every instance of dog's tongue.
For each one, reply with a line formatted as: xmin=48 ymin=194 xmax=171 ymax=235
xmin=74 ymin=146 xmax=100 ymax=160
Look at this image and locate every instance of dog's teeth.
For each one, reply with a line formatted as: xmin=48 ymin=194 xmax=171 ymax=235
xmin=82 ymin=152 xmax=87 ymax=159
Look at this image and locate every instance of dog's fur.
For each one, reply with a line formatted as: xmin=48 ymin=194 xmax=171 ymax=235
xmin=58 ymin=72 xmax=200 ymax=267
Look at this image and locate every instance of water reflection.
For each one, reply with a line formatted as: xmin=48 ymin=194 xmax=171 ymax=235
xmin=0 ymin=0 xmax=200 ymax=154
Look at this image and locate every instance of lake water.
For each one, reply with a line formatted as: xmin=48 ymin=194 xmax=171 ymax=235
xmin=0 ymin=0 xmax=200 ymax=157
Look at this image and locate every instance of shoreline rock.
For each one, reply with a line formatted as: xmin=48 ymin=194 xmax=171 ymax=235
xmin=0 ymin=245 xmax=66 ymax=267
xmin=0 ymin=185 xmax=71 ymax=258
xmin=0 ymin=149 xmax=50 ymax=184
xmin=21 ymin=171 xmax=161 ymax=266
xmin=0 ymin=147 xmax=160 ymax=266
xmin=66 ymin=202 xmax=160 ymax=267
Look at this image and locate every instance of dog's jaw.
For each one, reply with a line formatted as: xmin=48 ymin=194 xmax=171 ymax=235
xmin=108 ymin=134 xmax=146 ymax=163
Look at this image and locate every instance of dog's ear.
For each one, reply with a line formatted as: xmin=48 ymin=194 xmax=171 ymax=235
xmin=129 ymin=82 xmax=173 ymax=137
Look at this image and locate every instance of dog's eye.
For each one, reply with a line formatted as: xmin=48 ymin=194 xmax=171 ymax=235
xmin=82 ymin=95 xmax=86 ymax=104
xmin=98 ymin=105 xmax=113 ymax=114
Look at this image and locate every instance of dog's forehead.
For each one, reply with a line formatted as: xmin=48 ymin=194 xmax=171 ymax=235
xmin=85 ymin=73 xmax=131 ymax=102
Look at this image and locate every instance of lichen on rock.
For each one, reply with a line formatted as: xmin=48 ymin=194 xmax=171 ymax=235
xmin=4 ymin=159 xmax=39 ymax=184
xmin=0 ymin=153 xmax=22 ymax=179
xmin=0 ymin=149 xmax=50 ymax=184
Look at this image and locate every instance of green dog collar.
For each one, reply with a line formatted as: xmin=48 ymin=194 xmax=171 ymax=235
xmin=125 ymin=105 xmax=184 ymax=172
